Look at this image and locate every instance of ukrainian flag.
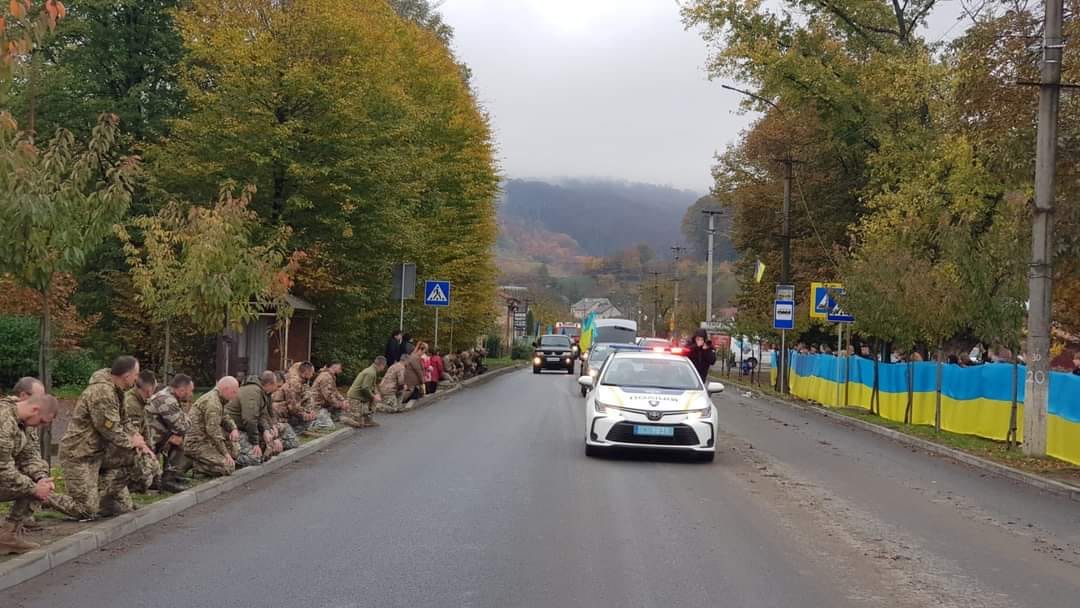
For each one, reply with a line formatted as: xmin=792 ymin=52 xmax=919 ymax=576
xmin=579 ymin=312 xmax=596 ymax=352
xmin=754 ymin=260 xmax=766 ymax=283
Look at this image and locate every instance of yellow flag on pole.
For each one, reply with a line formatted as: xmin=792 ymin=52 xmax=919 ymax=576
xmin=754 ymin=259 xmax=766 ymax=283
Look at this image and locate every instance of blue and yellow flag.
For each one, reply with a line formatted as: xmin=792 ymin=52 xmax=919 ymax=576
xmin=579 ymin=312 xmax=596 ymax=352
xmin=754 ymin=259 xmax=766 ymax=283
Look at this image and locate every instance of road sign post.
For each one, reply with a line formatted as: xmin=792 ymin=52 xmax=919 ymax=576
xmin=424 ymin=280 xmax=451 ymax=351
xmin=774 ymin=299 xmax=795 ymax=394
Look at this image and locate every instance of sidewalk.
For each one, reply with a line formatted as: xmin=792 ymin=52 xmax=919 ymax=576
xmin=713 ymin=370 xmax=1080 ymax=503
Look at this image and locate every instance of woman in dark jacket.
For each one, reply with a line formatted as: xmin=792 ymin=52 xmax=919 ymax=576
xmin=686 ymin=328 xmax=717 ymax=382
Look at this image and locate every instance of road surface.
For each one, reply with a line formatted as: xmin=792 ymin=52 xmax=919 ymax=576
xmin=8 ymin=370 xmax=1080 ymax=607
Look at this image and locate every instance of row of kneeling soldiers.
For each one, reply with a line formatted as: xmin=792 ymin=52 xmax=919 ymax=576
xmin=0 ymin=350 xmax=480 ymax=555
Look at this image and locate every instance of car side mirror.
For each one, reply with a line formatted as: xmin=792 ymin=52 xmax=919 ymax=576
xmin=577 ymin=376 xmax=594 ymax=389
xmin=707 ymin=382 xmax=725 ymax=394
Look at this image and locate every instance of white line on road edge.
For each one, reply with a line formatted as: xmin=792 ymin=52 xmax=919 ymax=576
xmin=0 ymin=363 xmax=527 ymax=591
xmin=725 ymin=388 xmax=1080 ymax=505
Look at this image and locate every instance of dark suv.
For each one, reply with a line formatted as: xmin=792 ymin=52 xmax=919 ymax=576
xmin=532 ymin=335 xmax=576 ymax=374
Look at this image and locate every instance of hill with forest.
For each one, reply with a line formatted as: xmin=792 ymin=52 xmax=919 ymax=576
xmin=497 ymin=178 xmax=699 ymax=262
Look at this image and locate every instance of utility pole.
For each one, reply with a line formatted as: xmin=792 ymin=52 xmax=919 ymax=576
xmin=1023 ymin=0 xmax=1064 ymax=456
xmin=721 ymin=84 xmax=796 ymax=394
xmin=671 ymin=246 xmax=686 ymax=339
xmin=648 ymin=271 xmax=663 ymax=337
xmin=702 ymin=210 xmax=725 ymax=324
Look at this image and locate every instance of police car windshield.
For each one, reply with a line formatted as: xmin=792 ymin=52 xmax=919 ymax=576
xmin=540 ymin=336 xmax=571 ymax=347
xmin=601 ymin=357 xmax=702 ymax=390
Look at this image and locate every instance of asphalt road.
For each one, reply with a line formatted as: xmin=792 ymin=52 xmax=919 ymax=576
xmin=7 ymin=369 xmax=1080 ymax=608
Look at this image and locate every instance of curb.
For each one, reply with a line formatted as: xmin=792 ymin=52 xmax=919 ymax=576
xmin=399 ymin=363 xmax=526 ymax=412
xmin=724 ymin=379 xmax=1080 ymax=504
xmin=0 ymin=364 xmax=525 ymax=591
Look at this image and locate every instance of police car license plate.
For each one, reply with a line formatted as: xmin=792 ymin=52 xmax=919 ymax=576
xmin=634 ymin=425 xmax=674 ymax=437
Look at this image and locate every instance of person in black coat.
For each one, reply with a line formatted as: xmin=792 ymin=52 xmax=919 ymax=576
xmin=686 ymin=328 xmax=717 ymax=382
xmin=385 ymin=330 xmax=403 ymax=368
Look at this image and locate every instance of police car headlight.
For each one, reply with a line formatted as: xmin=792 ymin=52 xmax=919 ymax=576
xmin=686 ymin=405 xmax=712 ymax=420
xmin=595 ymin=400 xmax=621 ymax=415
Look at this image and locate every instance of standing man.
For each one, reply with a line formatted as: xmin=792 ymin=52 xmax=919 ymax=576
xmin=59 ymin=356 xmax=153 ymax=518
xmin=686 ymin=329 xmax=717 ymax=382
xmin=1 ymin=395 xmax=91 ymax=553
xmin=118 ymin=370 xmax=162 ymax=494
xmin=311 ymin=362 xmax=348 ymax=423
xmin=384 ymin=331 xmax=404 ymax=373
xmin=273 ymin=361 xmax=317 ymax=436
xmin=146 ymin=375 xmax=194 ymax=493
xmin=346 ymin=357 xmax=386 ymax=428
xmin=226 ymin=372 xmax=281 ymax=468
xmin=184 ymin=377 xmax=240 ymax=478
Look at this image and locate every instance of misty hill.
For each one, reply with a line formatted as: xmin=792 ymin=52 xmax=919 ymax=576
xmin=499 ymin=178 xmax=699 ymax=257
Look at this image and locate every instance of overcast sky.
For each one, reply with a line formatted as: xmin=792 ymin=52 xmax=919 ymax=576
xmin=441 ymin=0 xmax=969 ymax=192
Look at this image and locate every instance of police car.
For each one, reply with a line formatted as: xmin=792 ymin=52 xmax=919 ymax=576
xmin=577 ymin=347 xmax=723 ymax=462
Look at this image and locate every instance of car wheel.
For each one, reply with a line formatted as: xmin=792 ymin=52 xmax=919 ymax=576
xmin=696 ymin=451 xmax=715 ymax=463
xmin=533 ymin=367 xmax=540 ymax=374
xmin=580 ymin=386 xmax=587 ymax=398
xmin=585 ymin=444 xmax=606 ymax=458
xmin=566 ymin=366 xmax=574 ymax=375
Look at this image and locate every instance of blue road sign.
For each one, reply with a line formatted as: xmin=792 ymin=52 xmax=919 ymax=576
xmin=827 ymin=305 xmax=855 ymax=324
xmin=774 ymin=300 xmax=795 ymax=331
xmin=424 ymin=280 xmax=451 ymax=307
xmin=812 ymin=285 xmax=843 ymax=318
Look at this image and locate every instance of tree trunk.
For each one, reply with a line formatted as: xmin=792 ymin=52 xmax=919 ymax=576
xmin=871 ymin=340 xmax=880 ymax=415
xmin=905 ymin=360 xmax=914 ymax=425
xmin=1008 ymin=359 xmax=1020 ymax=449
xmin=935 ymin=344 xmax=943 ymax=432
xmin=163 ymin=318 xmax=172 ymax=381
xmin=38 ymin=282 xmax=52 ymax=465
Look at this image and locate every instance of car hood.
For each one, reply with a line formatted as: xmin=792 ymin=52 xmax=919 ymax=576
xmin=537 ymin=345 xmax=573 ymax=354
xmin=595 ymin=385 xmax=710 ymax=412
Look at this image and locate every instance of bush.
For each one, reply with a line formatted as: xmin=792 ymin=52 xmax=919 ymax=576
xmin=0 ymin=316 xmax=39 ymax=390
xmin=51 ymin=350 xmax=101 ymax=389
xmin=484 ymin=336 xmax=502 ymax=358
xmin=511 ymin=343 xmax=532 ymax=360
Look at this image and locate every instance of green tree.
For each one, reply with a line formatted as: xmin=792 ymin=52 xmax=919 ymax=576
xmin=117 ymin=183 xmax=299 ymax=376
xmin=0 ymin=112 xmax=138 ymax=389
xmin=152 ymin=0 xmax=499 ymax=363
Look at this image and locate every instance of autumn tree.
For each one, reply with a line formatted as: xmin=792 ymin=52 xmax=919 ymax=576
xmin=152 ymin=0 xmax=499 ymax=364
xmin=117 ymin=183 xmax=299 ymax=376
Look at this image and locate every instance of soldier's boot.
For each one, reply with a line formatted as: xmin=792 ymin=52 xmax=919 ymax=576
xmin=340 ymin=415 xmax=365 ymax=429
xmin=362 ymin=415 xmax=380 ymax=428
xmin=159 ymin=472 xmax=190 ymax=494
xmin=0 ymin=523 xmax=40 ymax=555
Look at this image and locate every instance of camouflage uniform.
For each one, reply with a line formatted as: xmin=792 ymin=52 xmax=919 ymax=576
xmin=346 ymin=364 xmax=380 ymax=420
xmin=377 ymin=362 xmax=407 ymax=413
xmin=146 ymin=387 xmax=192 ymax=480
xmin=182 ymin=389 xmax=235 ymax=478
xmin=311 ymin=369 xmax=347 ymax=423
xmin=116 ymin=389 xmax=160 ymax=493
xmin=58 ymin=370 xmax=138 ymax=517
xmin=225 ymin=378 xmax=273 ymax=468
xmin=0 ymin=399 xmax=90 ymax=522
xmin=442 ymin=353 xmax=461 ymax=384
xmin=273 ymin=362 xmax=315 ymax=435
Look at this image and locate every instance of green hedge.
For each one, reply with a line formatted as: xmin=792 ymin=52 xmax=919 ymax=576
xmin=52 ymin=350 xmax=101 ymax=389
xmin=0 ymin=316 xmax=38 ymax=390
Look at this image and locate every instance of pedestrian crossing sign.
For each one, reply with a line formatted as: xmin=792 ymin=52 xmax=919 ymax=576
xmin=424 ymin=280 xmax=451 ymax=307
xmin=810 ymin=282 xmax=843 ymax=320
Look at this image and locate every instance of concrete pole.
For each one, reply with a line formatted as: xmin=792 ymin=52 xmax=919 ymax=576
xmin=1023 ymin=0 xmax=1063 ymax=456
xmin=704 ymin=212 xmax=717 ymax=322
